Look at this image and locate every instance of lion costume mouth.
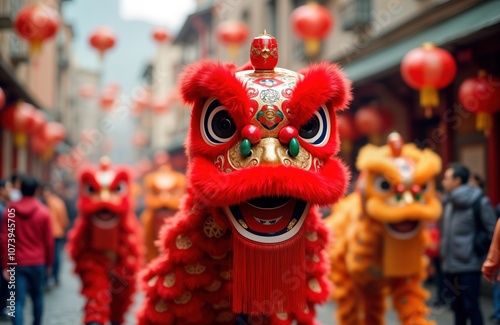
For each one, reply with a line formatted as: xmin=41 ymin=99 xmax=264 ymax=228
xmin=91 ymin=209 xmax=120 ymax=229
xmin=224 ymin=196 xmax=309 ymax=244
xmin=384 ymin=220 xmax=421 ymax=240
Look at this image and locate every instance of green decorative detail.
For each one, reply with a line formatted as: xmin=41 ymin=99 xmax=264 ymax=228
xmin=396 ymin=193 xmax=403 ymax=201
xmin=289 ymin=138 xmax=299 ymax=157
xmin=256 ymin=111 xmax=264 ymax=119
xmin=277 ymin=110 xmax=284 ymax=119
xmin=240 ymin=139 xmax=252 ymax=158
xmin=414 ymin=193 xmax=422 ymax=201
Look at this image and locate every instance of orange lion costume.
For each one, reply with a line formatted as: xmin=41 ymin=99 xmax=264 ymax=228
xmin=137 ymin=33 xmax=351 ymax=324
xmin=67 ymin=157 xmax=142 ymax=325
xmin=327 ymin=133 xmax=442 ymax=325
xmin=141 ymin=157 xmax=186 ymax=263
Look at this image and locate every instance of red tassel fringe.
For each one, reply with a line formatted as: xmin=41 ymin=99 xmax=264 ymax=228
xmin=231 ymin=227 xmax=306 ymax=315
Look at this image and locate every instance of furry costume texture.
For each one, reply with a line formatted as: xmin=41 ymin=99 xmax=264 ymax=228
xmin=326 ymin=133 xmax=442 ymax=325
xmin=137 ymin=34 xmax=351 ymax=324
xmin=67 ymin=157 xmax=142 ymax=325
xmin=141 ymin=163 xmax=186 ymax=262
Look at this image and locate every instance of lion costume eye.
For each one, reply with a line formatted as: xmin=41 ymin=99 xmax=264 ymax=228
xmin=84 ymin=183 xmax=98 ymax=195
xmin=373 ymin=175 xmax=392 ymax=194
xmin=298 ymin=105 xmax=330 ymax=146
xmin=201 ymin=98 xmax=237 ymax=145
xmin=113 ymin=180 xmax=128 ymax=194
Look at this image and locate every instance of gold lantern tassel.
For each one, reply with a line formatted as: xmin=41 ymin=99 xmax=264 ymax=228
xmin=341 ymin=140 xmax=353 ymax=156
xmin=420 ymin=87 xmax=439 ymax=118
xmin=304 ymin=38 xmax=320 ymax=57
xmin=476 ymin=113 xmax=492 ymax=137
xmin=13 ymin=132 xmax=28 ymax=148
xmin=228 ymin=44 xmax=239 ymax=60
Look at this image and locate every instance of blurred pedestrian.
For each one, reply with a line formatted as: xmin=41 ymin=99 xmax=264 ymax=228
xmin=8 ymin=173 xmax=22 ymax=203
xmin=470 ymin=174 xmax=500 ymax=323
xmin=441 ymin=163 xmax=497 ymax=325
xmin=0 ymin=180 xmax=9 ymax=319
xmin=41 ymin=184 xmax=69 ymax=286
xmin=1 ymin=176 xmax=54 ymax=325
xmin=428 ymin=183 xmax=447 ymax=308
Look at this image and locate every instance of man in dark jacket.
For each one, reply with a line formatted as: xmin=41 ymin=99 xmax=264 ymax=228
xmin=1 ymin=176 xmax=54 ymax=325
xmin=441 ymin=163 xmax=497 ymax=325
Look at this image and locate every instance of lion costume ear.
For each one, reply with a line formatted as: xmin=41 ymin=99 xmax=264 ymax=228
xmin=291 ymin=62 xmax=352 ymax=126
xmin=180 ymin=61 xmax=238 ymax=103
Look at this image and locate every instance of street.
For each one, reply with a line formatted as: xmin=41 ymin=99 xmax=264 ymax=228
xmin=0 ymin=252 xmax=496 ymax=325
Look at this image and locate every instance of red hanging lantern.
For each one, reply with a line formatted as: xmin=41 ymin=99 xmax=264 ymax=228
xmin=337 ymin=113 xmax=358 ymax=155
xmin=215 ymin=20 xmax=249 ymax=59
xmin=458 ymin=71 xmax=500 ymax=135
xmin=78 ymin=83 xmax=96 ymax=99
xmin=89 ymin=26 xmax=117 ymax=58
xmin=13 ymin=4 xmax=60 ymax=56
xmin=151 ymin=97 xmax=169 ymax=114
xmin=132 ymin=131 xmax=149 ymax=148
xmin=30 ymin=109 xmax=46 ymax=135
xmin=354 ymin=106 xmax=383 ymax=136
xmin=152 ymin=27 xmax=172 ymax=43
xmin=30 ymin=135 xmax=50 ymax=155
xmin=290 ymin=2 xmax=333 ymax=57
xmin=1 ymin=102 xmax=37 ymax=147
xmin=401 ymin=43 xmax=456 ymax=118
xmin=40 ymin=122 xmax=66 ymax=145
xmin=100 ymin=91 xmax=116 ymax=111
xmin=0 ymin=87 xmax=5 ymax=109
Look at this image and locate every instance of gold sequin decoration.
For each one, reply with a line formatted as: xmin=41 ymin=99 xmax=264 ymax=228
xmin=173 ymin=291 xmax=192 ymax=304
xmin=306 ymin=231 xmax=318 ymax=242
xmin=163 ymin=273 xmax=175 ymax=288
xmin=155 ymin=299 xmax=167 ymax=313
xmin=203 ymin=216 xmax=226 ymax=238
xmin=204 ymin=280 xmax=222 ymax=292
xmin=148 ymin=275 xmax=158 ymax=287
xmin=276 ymin=313 xmax=288 ymax=320
xmin=220 ymin=270 xmax=233 ymax=280
xmin=210 ymin=252 xmax=228 ymax=260
xmin=185 ymin=263 xmax=206 ymax=275
xmin=213 ymin=300 xmax=230 ymax=310
xmin=287 ymin=218 xmax=297 ymax=231
xmin=308 ymin=278 xmax=321 ymax=293
xmin=312 ymin=254 xmax=320 ymax=263
xmin=216 ymin=311 xmax=234 ymax=322
xmin=175 ymin=234 xmax=192 ymax=250
xmin=238 ymin=219 xmax=248 ymax=229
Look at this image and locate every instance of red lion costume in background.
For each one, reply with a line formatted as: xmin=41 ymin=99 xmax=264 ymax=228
xmin=137 ymin=33 xmax=351 ymax=324
xmin=67 ymin=157 xmax=142 ymax=325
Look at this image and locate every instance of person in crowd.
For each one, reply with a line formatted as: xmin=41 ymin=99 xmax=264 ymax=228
xmin=41 ymin=184 xmax=69 ymax=286
xmin=0 ymin=180 xmax=9 ymax=319
xmin=441 ymin=163 xmax=497 ymax=325
xmin=428 ymin=183 xmax=448 ymax=308
xmin=8 ymin=174 xmax=22 ymax=203
xmin=470 ymin=174 xmax=500 ymax=323
xmin=1 ymin=176 xmax=54 ymax=325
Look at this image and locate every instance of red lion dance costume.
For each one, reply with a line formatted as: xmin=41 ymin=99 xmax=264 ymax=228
xmin=137 ymin=33 xmax=351 ymax=324
xmin=67 ymin=157 xmax=142 ymax=325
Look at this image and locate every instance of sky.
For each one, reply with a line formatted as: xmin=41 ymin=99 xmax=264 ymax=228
xmin=62 ymin=0 xmax=196 ymax=164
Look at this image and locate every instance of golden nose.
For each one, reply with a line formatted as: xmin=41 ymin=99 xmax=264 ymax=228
xmin=256 ymin=137 xmax=283 ymax=165
xmin=100 ymin=189 xmax=111 ymax=202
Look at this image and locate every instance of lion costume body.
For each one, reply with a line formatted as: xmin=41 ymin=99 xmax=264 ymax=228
xmin=67 ymin=157 xmax=142 ymax=325
xmin=141 ymin=161 xmax=186 ymax=263
xmin=137 ymin=33 xmax=351 ymax=324
xmin=327 ymin=133 xmax=442 ymax=325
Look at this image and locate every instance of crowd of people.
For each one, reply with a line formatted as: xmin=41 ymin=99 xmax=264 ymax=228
xmin=0 ymin=174 xmax=76 ymax=325
xmin=0 ymin=162 xmax=499 ymax=324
